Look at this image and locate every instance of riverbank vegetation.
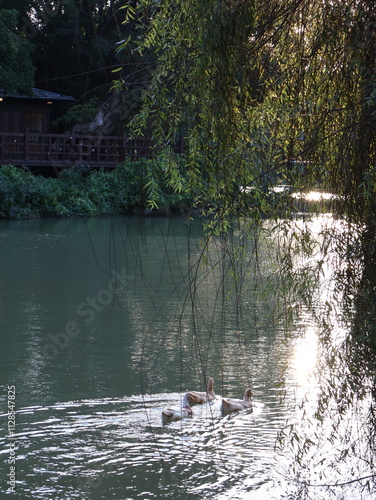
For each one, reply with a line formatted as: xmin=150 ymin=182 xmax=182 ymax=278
xmin=0 ymin=160 xmax=191 ymax=219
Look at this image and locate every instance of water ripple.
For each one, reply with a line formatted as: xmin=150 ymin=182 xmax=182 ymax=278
xmin=0 ymin=395 xmax=293 ymax=499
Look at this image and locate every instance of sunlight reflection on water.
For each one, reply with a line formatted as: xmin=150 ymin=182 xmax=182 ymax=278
xmin=292 ymin=326 xmax=318 ymax=391
xmin=0 ymin=393 xmax=290 ymax=499
xmin=291 ymin=190 xmax=338 ymax=201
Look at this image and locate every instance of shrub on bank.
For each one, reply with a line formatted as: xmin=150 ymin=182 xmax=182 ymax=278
xmin=0 ymin=165 xmax=62 ymax=218
xmin=0 ymin=159 xmax=190 ymax=219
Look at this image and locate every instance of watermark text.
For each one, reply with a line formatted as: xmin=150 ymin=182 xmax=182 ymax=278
xmin=6 ymin=385 xmax=16 ymax=494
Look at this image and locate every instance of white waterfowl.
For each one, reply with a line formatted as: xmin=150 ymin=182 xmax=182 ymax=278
xmin=187 ymin=377 xmax=216 ymax=404
xmin=220 ymin=388 xmax=253 ymax=414
xmin=161 ymin=392 xmax=194 ymax=424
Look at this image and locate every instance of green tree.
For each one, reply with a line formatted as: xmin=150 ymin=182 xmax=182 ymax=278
xmin=0 ymin=0 xmax=151 ymax=129
xmin=4 ymin=0 xmax=150 ymax=128
xmin=0 ymin=9 xmax=35 ymax=94
xmin=118 ymin=0 xmax=375 ymax=220
xmin=28 ymin=0 xmax=123 ymax=99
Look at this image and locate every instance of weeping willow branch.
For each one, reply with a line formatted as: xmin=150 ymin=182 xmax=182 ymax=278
xmin=300 ymin=473 xmax=376 ymax=489
xmin=118 ymin=2 xmax=376 ymax=497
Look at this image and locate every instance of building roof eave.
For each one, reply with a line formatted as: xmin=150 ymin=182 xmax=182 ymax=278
xmin=0 ymin=87 xmax=75 ymax=102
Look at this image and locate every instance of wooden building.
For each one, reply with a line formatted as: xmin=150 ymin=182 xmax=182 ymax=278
xmin=0 ymin=87 xmax=75 ymax=135
xmin=0 ymin=88 xmax=164 ymax=173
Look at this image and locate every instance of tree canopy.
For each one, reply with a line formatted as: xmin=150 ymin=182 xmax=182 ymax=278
xmin=118 ymin=0 xmax=375 ymax=221
xmin=0 ymin=9 xmax=35 ymax=94
xmin=0 ymin=0 xmax=147 ymax=118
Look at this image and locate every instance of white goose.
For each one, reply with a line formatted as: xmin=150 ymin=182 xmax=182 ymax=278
xmin=161 ymin=392 xmax=194 ymax=424
xmin=220 ymin=388 xmax=253 ymax=414
xmin=187 ymin=377 xmax=216 ymax=404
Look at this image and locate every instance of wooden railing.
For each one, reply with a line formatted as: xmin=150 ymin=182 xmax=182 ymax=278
xmin=0 ymin=131 xmax=183 ymax=169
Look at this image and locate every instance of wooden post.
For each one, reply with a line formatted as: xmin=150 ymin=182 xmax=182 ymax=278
xmin=95 ymin=136 xmax=100 ymax=164
xmin=69 ymin=133 xmax=76 ymax=165
xmin=25 ymin=128 xmax=30 ymax=163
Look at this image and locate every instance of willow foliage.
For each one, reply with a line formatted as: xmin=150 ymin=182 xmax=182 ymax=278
xmin=118 ymin=0 xmax=375 ymax=221
xmin=118 ymin=1 xmax=376 ymax=496
xmin=118 ymin=0 xmax=376 ymax=391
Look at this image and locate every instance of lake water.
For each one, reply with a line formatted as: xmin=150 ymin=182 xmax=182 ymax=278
xmin=0 ymin=215 xmax=374 ymax=499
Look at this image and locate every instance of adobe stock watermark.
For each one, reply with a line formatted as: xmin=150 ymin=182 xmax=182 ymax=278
xmin=42 ymin=267 xmax=132 ymax=360
xmin=6 ymin=385 xmax=16 ymax=494
xmin=22 ymin=1 xmax=67 ymax=39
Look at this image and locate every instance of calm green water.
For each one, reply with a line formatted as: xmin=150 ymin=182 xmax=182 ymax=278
xmin=0 ymin=216 xmax=372 ymax=499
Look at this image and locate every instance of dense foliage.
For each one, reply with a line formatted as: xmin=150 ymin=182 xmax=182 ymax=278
xmin=119 ymin=0 xmax=375 ymax=221
xmin=115 ymin=1 xmax=376 ymax=497
xmin=0 ymin=9 xmax=35 ymax=94
xmin=0 ymin=162 xmax=190 ymax=219
xmin=0 ymin=0 xmax=149 ymax=127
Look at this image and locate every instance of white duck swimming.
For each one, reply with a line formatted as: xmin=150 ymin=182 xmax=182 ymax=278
xmin=220 ymin=388 xmax=253 ymax=414
xmin=161 ymin=392 xmax=194 ymax=424
xmin=187 ymin=377 xmax=216 ymax=404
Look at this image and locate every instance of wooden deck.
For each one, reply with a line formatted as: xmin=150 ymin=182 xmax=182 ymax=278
xmin=0 ymin=131 xmax=180 ymax=170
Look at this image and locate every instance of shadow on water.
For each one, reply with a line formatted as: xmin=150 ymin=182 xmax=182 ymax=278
xmin=0 ymin=214 xmax=375 ymax=498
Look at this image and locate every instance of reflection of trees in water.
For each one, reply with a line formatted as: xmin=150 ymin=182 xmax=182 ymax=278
xmin=168 ymin=218 xmax=288 ymax=393
xmin=134 ymin=216 xmax=290 ymax=395
xmin=181 ymin=215 xmax=376 ymax=498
